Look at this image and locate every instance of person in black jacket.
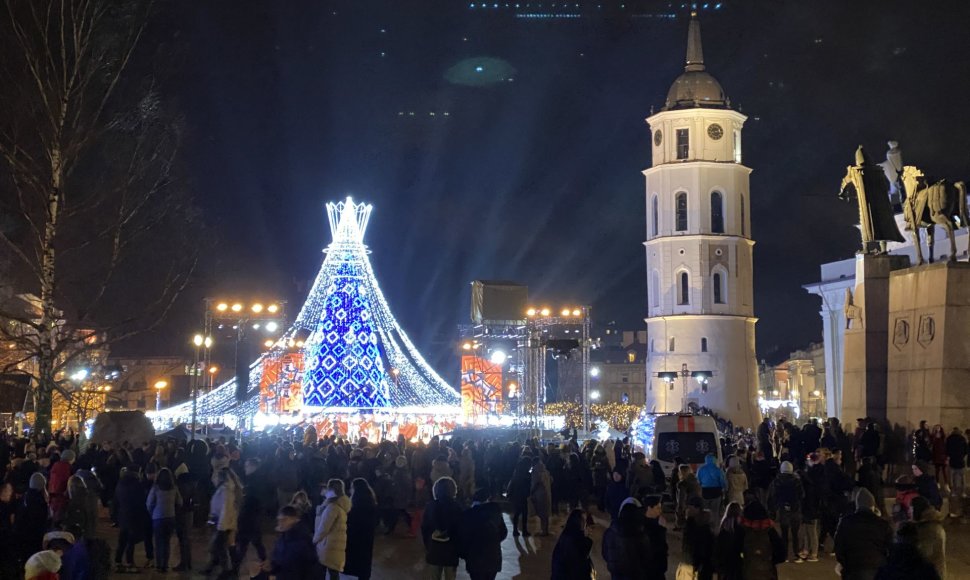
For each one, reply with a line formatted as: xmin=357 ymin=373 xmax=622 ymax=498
xmin=604 ymin=469 xmax=629 ymax=522
xmin=834 ymin=488 xmax=893 ymax=580
xmin=642 ymin=495 xmax=667 ymax=580
xmin=602 ymin=499 xmax=652 ymax=580
xmin=874 ymin=522 xmax=941 ymax=580
xmin=713 ymin=502 xmax=744 ymax=580
xmin=458 ymin=489 xmax=508 ymax=580
xmin=507 ymin=456 xmax=532 ymax=536
xmin=421 ymin=476 xmax=463 ymax=580
xmin=17 ymin=472 xmax=50 ymax=566
xmin=551 ymin=509 xmax=593 ymax=580
xmin=944 ymin=428 xmax=967 ymax=514
xmin=235 ymin=457 xmax=270 ymax=571
xmin=682 ymin=497 xmax=715 ymax=580
xmin=799 ymin=455 xmax=824 ymax=561
xmin=344 ymin=478 xmax=380 ymax=580
xmin=767 ymin=461 xmax=804 ymax=562
xmin=112 ymin=466 xmax=147 ymax=573
xmin=912 ymin=461 xmax=943 ymax=510
xmin=262 ymin=505 xmax=317 ymax=580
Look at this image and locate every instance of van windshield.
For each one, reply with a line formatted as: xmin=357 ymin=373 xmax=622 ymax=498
xmin=655 ymin=432 xmax=718 ymax=464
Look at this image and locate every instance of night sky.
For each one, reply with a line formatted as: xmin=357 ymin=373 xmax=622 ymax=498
xmin=133 ymin=0 xmax=970 ymax=374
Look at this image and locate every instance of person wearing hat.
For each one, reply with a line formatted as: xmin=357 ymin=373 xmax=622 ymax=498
xmin=739 ymin=501 xmax=784 ymax=580
xmin=458 ymin=488 xmax=507 ymax=580
xmin=912 ymin=461 xmax=943 ymax=510
xmin=18 ymin=472 xmax=50 ymax=563
xmin=24 ymin=549 xmax=62 ymax=580
xmin=44 ymin=530 xmax=93 ymax=580
xmin=48 ymin=449 xmax=76 ymax=524
xmin=602 ymin=498 xmax=651 ymax=580
xmin=767 ymin=461 xmax=804 ymax=563
xmin=834 ymin=488 xmax=892 ymax=580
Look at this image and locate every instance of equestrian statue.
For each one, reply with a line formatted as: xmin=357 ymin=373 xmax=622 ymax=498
xmin=900 ymin=166 xmax=969 ymax=264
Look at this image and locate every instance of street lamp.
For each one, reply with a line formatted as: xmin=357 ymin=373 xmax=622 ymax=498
xmin=657 ymin=363 xmax=713 ymax=413
xmin=154 ymin=380 xmax=168 ymax=412
xmin=590 ymin=390 xmax=601 ymax=401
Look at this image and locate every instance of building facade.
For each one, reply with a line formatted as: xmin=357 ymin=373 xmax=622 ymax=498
xmin=643 ymin=14 xmax=760 ymax=427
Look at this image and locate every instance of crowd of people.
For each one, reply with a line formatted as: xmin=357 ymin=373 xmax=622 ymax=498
xmin=0 ymin=414 xmax=962 ymax=579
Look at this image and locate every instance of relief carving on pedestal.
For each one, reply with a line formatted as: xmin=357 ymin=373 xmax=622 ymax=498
xmin=892 ymin=319 xmax=910 ymax=350
xmin=917 ymin=315 xmax=936 ymax=348
xmin=844 ymin=288 xmax=863 ymax=330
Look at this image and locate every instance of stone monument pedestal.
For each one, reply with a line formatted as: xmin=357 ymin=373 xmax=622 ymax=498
xmin=887 ymin=261 xmax=970 ymax=430
xmin=841 ymin=254 xmax=911 ymax=423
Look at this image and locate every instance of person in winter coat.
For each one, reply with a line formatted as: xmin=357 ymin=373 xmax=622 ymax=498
xmin=458 ymin=448 xmax=476 ymax=503
xmin=874 ymin=522 xmax=941 ymax=580
xmin=725 ymin=456 xmax=748 ymax=506
xmin=681 ymin=497 xmax=715 ymax=580
xmin=676 ymin=464 xmax=701 ymax=529
xmin=48 ymin=449 xmax=75 ymax=524
xmin=834 ymin=488 xmax=893 ymax=580
xmin=458 ymin=488 xmax=508 ymax=580
xmin=626 ymin=452 xmax=653 ymax=499
xmin=601 ymin=499 xmax=652 ymax=580
xmin=911 ymin=496 xmax=946 ymax=580
xmin=767 ymin=461 xmax=804 ymax=562
xmin=430 ymin=454 xmax=453 ymax=484
xmin=313 ymin=478 xmax=352 ymax=579
xmin=713 ymin=502 xmax=744 ymax=580
xmin=146 ymin=467 xmax=182 ymax=572
xmin=111 ymin=467 xmax=146 ymax=573
xmin=421 ymin=476 xmax=463 ymax=580
xmin=857 ymin=456 xmax=886 ymax=516
xmin=739 ymin=501 xmax=785 ymax=580
xmin=697 ymin=454 xmax=728 ymax=523
xmin=343 ymin=478 xmax=380 ymax=580
xmin=0 ymin=483 xmax=18 ymax=579
xmin=605 ymin=469 xmax=629 ymax=522
xmin=930 ymin=425 xmax=948 ymax=488
xmin=507 ymin=456 xmax=532 ymax=536
xmin=530 ymin=458 xmax=553 ymax=536
xmin=390 ymin=455 xmax=414 ymax=534
xmin=262 ymin=505 xmax=318 ymax=580
xmin=205 ymin=467 xmax=242 ymax=576
xmin=643 ymin=495 xmax=668 ymax=580
xmin=236 ymin=457 xmax=270 ymax=570
xmin=551 ymin=509 xmax=594 ymax=580
xmin=799 ymin=454 xmax=824 ymax=561
xmin=371 ymin=466 xmax=396 ymax=534
xmin=73 ymin=469 xmax=101 ymax=539
xmin=912 ymin=462 xmax=943 ymax=510
xmin=62 ymin=475 xmax=91 ymax=541
xmin=944 ymin=427 xmax=967 ymax=515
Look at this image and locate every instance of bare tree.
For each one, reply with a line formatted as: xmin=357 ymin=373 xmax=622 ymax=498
xmin=0 ymin=0 xmax=198 ymax=436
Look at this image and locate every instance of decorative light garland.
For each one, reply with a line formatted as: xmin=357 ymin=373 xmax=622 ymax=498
xmin=149 ymin=197 xmax=459 ymax=429
xmin=540 ymin=401 xmax=641 ymax=432
xmin=631 ymin=407 xmax=658 ymax=453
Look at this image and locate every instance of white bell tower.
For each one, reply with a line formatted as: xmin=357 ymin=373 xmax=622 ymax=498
xmin=643 ymin=13 xmax=760 ymax=428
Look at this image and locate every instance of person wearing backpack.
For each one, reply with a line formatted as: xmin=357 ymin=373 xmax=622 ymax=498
xmin=768 ymin=461 xmax=805 ymax=562
xmin=740 ymin=501 xmax=785 ymax=580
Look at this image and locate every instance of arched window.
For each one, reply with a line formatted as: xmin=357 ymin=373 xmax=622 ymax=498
xmin=710 ymin=191 xmax=724 ymax=233
xmin=651 ymin=195 xmax=659 ymax=237
xmin=678 ymin=271 xmax=689 ymax=305
xmin=675 ymin=192 xmax=688 ymax=232
xmin=669 ymin=337 xmax=676 ymax=352
xmin=713 ymin=272 xmax=725 ymax=304
xmin=651 ymin=270 xmax=661 ymax=308
xmin=740 ymin=194 xmax=746 ymax=236
xmin=701 ymin=337 xmax=708 ymax=352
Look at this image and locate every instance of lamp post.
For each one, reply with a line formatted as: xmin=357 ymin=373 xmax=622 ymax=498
xmin=154 ymin=380 xmax=168 ymax=412
xmin=190 ymin=333 xmax=213 ymax=439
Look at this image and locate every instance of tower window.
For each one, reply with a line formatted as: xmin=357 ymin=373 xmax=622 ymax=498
xmin=669 ymin=337 xmax=676 ymax=352
xmin=651 ymin=195 xmax=659 ymax=237
xmin=675 ymin=192 xmax=688 ymax=232
xmin=701 ymin=337 xmax=708 ymax=352
xmin=740 ymin=194 xmax=746 ymax=237
xmin=678 ymin=272 xmax=689 ymax=305
xmin=711 ymin=191 xmax=724 ymax=233
xmin=734 ymin=129 xmax=742 ymax=163
xmin=676 ymin=128 xmax=689 ymax=160
xmin=651 ymin=270 xmax=661 ymax=308
xmin=713 ymin=272 xmax=725 ymax=304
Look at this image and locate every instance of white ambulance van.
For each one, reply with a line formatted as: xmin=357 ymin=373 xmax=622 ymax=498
xmin=650 ymin=413 xmax=723 ymax=477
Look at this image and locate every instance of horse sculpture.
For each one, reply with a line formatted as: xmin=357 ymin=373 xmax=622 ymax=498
xmin=900 ymin=165 xmax=969 ymax=264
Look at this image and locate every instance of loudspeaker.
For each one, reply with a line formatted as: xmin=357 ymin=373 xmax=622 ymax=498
xmin=235 ymin=337 xmax=251 ymax=401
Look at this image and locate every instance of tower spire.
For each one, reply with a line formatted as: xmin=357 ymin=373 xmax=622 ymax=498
xmin=685 ymin=11 xmax=705 ymax=72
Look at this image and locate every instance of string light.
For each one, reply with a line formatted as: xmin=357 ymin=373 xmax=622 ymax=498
xmin=149 ymin=197 xmax=459 ymax=428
